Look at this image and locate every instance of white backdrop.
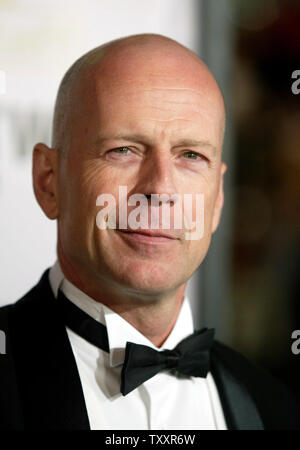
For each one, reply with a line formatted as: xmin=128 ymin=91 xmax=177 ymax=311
xmin=0 ymin=0 xmax=201 ymax=306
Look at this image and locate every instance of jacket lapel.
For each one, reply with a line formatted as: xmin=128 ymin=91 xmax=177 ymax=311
xmin=9 ymin=270 xmax=90 ymax=430
xmin=0 ymin=305 xmax=24 ymax=429
xmin=210 ymin=342 xmax=264 ymax=430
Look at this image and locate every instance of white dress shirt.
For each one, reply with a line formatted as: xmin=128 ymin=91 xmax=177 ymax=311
xmin=49 ymin=260 xmax=227 ymax=430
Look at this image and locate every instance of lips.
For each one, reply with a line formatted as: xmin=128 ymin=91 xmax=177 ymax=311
xmin=116 ymin=228 xmax=180 ymax=245
xmin=117 ymin=229 xmax=179 ymax=240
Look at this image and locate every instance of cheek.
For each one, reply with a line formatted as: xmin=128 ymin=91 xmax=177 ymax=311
xmin=81 ymin=160 xmax=131 ymax=195
xmin=58 ymin=162 xmax=97 ymax=234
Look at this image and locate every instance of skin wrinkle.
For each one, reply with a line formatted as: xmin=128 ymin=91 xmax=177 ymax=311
xmin=134 ymin=106 xmax=216 ymax=122
xmin=92 ymin=136 xmax=217 ymax=156
xmin=136 ymin=105 xmax=198 ymax=112
xmin=148 ymin=100 xmax=208 ymax=106
xmin=142 ymin=88 xmax=218 ymax=94
xmin=141 ymin=88 xmax=224 ymax=106
xmin=106 ymin=91 xmax=223 ymax=143
xmin=133 ymin=107 xmax=219 ymax=122
xmin=91 ymin=140 xmax=217 ymax=173
xmin=106 ymin=88 xmax=222 ymax=110
xmin=33 ymin=34 xmax=227 ymax=347
xmin=126 ymin=117 xmax=211 ymax=123
xmin=140 ymin=117 xmax=219 ymax=132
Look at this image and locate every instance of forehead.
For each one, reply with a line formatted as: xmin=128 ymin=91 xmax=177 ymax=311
xmin=75 ymin=50 xmax=224 ymax=148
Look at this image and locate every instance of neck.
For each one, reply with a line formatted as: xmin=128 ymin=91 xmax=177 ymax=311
xmin=57 ymin=250 xmax=186 ymax=348
xmin=111 ymin=287 xmax=186 ymax=347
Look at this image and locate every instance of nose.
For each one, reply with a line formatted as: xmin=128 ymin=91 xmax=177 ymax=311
xmin=134 ymin=148 xmax=178 ymax=202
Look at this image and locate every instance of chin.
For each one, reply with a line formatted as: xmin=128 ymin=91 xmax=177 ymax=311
xmin=111 ymin=259 xmax=183 ymax=293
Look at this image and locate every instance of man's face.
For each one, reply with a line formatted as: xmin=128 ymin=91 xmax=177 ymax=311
xmin=56 ymin=52 xmax=226 ymax=295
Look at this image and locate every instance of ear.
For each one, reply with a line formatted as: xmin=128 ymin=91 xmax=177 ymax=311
xmin=32 ymin=143 xmax=59 ymax=219
xmin=212 ymin=162 xmax=227 ymax=233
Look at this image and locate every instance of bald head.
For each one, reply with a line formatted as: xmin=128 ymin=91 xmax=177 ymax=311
xmin=51 ymin=33 xmax=225 ymax=153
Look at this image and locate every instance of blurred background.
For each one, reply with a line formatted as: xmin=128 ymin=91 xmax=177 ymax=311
xmin=0 ymin=0 xmax=299 ymax=399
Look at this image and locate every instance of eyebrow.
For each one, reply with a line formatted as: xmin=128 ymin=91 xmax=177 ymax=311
xmin=172 ymin=139 xmax=217 ymax=153
xmin=93 ymin=134 xmax=217 ymax=155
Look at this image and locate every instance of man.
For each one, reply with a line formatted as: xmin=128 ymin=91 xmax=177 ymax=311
xmin=0 ymin=34 xmax=299 ymax=430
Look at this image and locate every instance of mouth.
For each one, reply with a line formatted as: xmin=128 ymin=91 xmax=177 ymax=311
xmin=116 ymin=229 xmax=179 ymax=244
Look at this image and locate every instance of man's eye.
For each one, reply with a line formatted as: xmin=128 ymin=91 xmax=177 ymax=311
xmin=109 ymin=146 xmax=131 ymax=154
xmin=183 ymin=151 xmax=206 ymax=161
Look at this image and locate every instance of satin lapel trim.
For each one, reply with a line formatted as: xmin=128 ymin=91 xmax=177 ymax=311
xmin=10 ymin=270 xmax=90 ymax=430
xmin=210 ymin=345 xmax=264 ymax=430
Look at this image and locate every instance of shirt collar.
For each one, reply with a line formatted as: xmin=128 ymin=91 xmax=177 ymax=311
xmin=49 ymin=260 xmax=195 ymax=367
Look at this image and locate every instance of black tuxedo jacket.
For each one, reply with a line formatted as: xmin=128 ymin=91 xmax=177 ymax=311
xmin=0 ymin=269 xmax=299 ymax=430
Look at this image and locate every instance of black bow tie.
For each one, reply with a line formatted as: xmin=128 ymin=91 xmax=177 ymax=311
xmin=121 ymin=328 xmax=215 ymax=395
xmin=57 ymin=289 xmax=215 ymax=396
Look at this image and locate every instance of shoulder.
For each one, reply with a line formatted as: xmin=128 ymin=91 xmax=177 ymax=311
xmin=0 ymin=269 xmax=53 ymax=430
xmin=0 ymin=268 xmax=53 ymax=368
xmin=0 ymin=268 xmax=52 ymax=352
xmin=211 ymin=340 xmax=300 ymax=430
xmin=0 ymin=269 xmax=51 ymax=323
xmin=0 ymin=304 xmax=12 ymax=330
xmin=0 ymin=295 xmax=38 ymax=430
